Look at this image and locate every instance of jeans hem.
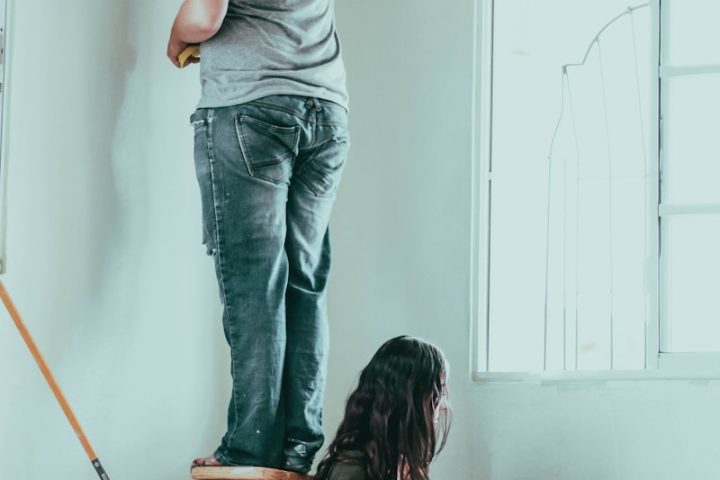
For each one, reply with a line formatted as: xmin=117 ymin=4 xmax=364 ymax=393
xmin=213 ymin=447 xmax=235 ymax=466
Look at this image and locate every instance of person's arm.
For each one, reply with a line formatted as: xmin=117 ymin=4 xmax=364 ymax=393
xmin=167 ymin=0 xmax=229 ymax=67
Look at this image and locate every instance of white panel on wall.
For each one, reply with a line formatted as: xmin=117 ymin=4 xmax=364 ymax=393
xmin=0 ymin=0 xmax=9 ymax=273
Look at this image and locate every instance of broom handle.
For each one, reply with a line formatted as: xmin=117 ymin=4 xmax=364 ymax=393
xmin=0 ymin=280 xmax=110 ymax=480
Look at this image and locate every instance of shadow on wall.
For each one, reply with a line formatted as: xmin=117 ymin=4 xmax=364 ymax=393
xmin=1 ymin=0 xmax=136 ymax=475
xmin=84 ymin=0 xmax=136 ymax=298
xmin=3 ymin=3 xmax=137 ymax=365
xmin=3 ymin=0 xmax=229 ymax=477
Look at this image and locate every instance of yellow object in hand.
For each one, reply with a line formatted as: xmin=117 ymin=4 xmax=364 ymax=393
xmin=179 ymin=45 xmax=201 ymax=68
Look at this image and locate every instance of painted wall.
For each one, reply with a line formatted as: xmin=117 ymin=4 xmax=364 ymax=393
xmin=0 ymin=1 xmax=229 ymax=478
xmin=329 ymin=1 xmax=720 ymax=480
xmin=0 ymin=1 xmax=719 ymax=480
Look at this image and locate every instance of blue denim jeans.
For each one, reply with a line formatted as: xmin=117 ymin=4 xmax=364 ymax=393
xmin=190 ymin=95 xmax=349 ymax=473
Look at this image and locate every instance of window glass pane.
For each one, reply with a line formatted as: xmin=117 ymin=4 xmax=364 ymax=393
xmin=488 ymin=174 xmax=546 ymax=372
xmin=663 ymin=0 xmax=720 ymax=66
xmin=663 ymin=215 xmax=720 ymax=352
xmin=663 ymin=74 xmax=720 ymax=205
xmin=487 ymin=0 xmax=652 ymax=372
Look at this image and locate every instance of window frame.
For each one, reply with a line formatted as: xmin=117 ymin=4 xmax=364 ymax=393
xmin=0 ymin=0 xmax=10 ymax=274
xmin=657 ymin=2 xmax=720 ymax=360
xmin=471 ymin=0 xmax=720 ymax=381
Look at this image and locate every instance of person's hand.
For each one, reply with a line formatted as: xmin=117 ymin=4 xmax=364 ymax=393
xmin=167 ymin=33 xmax=199 ymax=68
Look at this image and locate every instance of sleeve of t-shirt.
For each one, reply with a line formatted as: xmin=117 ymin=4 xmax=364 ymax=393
xmin=326 ymin=462 xmax=369 ymax=480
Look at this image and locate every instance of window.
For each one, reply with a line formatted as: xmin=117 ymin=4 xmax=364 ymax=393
xmin=472 ymin=0 xmax=720 ymax=377
xmin=658 ymin=0 xmax=720 ymax=362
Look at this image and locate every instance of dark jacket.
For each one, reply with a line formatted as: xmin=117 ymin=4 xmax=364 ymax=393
xmin=326 ymin=461 xmax=370 ymax=480
xmin=325 ymin=451 xmax=371 ymax=480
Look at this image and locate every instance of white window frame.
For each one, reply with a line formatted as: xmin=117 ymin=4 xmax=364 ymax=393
xmin=656 ymin=2 xmax=720 ymax=371
xmin=470 ymin=0 xmax=720 ymax=382
xmin=0 ymin=0 xmax=11 ymax=274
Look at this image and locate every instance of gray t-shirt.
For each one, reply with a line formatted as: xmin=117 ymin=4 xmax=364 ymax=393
xmin=197 ymin=0 xmax=349 ymax=111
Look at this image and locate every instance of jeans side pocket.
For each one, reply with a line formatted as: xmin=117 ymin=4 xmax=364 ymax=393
xmin=235 ymin=114 xmax=300 ymax=186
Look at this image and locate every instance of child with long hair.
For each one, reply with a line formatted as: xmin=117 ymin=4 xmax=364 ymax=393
xmin=315 ymin=336 xmax=451 ymax=480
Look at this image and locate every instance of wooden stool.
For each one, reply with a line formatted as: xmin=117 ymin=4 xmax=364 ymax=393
xmin=191 ymin=466 xmax=313 ymax=480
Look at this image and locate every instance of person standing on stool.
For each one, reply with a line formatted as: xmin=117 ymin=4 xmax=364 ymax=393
xmin=167 ymin=0 xmax=350 ymax=474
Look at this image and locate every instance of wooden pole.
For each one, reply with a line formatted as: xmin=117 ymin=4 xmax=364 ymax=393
xmin=0 ymin=280 xmax=110 ymax=479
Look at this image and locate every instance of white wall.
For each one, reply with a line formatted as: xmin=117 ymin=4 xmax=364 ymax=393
xmin=1 ymin=1 xmax=719 ymax=479
xmin=0 ymin=1 xmax=229 ymax=479
xmin=330 ymin=1 xmax=720 ymax=480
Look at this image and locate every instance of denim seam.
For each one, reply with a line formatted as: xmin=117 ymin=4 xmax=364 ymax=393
xmin=198 ymin=122 xmax=214 ymax=254
xmin=306 ymin=161 xmax=338 ymax=198
xmin=295 ymin=136 xmax=348 ymax=197
xmin=236 ymin=115 xmax=256 ymax=177
xmin=244 ymin=100 xmax=347 ymax=127
xmin=294 ymin=148 xmax=324 ymax=197
xmin=207 ymin=109 xmax=241 ymax=450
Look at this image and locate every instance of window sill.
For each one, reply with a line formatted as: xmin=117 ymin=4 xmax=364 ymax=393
xmin=472 ymin=366 xmax=720 ymax=385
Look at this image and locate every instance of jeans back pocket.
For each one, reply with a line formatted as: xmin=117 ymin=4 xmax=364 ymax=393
xmin=235 ymin=114 xmax=300 ymax=185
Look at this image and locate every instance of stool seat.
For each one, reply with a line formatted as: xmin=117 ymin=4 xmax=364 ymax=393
xmin=191 ymin=466 xmax=313 ymax=480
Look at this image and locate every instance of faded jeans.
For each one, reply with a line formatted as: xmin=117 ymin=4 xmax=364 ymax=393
xmin=190 ymin=95 xmax=349 ymax=473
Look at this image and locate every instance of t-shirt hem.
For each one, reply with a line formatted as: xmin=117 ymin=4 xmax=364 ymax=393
xmin=197 ymin=88 xmax=349 ymax=112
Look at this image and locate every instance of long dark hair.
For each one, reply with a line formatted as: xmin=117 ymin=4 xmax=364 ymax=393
xmin=315 ymin=336 xmax=451 ymax=480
